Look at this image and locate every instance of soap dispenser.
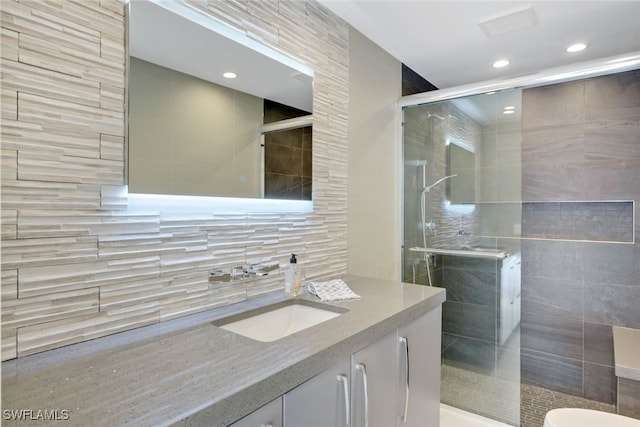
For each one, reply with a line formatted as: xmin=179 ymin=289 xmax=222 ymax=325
xmin=284 ymin=254 xmax=302 ymax=297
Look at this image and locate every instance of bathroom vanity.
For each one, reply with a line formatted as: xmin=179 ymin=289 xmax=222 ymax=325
xmin=233 ymin=302 xmax=441 ymax=427
xmin=2 ymin=276 xmax=445 ymax=427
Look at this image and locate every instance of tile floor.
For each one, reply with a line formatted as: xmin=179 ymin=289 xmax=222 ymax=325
xmin=441 ymin=365 xmax=617 ymax=427
xmin=520 ymin=383 xmax=615 ymax=427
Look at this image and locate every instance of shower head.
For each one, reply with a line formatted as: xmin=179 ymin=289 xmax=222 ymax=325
xmin=423 ymin=174 xmax=458 ymax=192
xmin=405 ymin=160 xmax=427 ymax=167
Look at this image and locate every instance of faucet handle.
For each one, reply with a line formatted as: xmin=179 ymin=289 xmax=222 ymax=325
xmin=231 ymin=265 xmax=246 ymax=279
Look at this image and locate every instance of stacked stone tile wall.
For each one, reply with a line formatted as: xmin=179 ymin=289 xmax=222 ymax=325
xmin=0 ymin=0 xmax=349 ymax=360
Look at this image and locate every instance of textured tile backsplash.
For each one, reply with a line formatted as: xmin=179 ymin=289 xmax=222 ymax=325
xmin=0 ymin=0 xmax=349 ymax=360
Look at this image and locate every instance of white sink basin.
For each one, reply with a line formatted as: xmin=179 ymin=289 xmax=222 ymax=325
xmin=216 ymin=301 xmax=345 ymax=342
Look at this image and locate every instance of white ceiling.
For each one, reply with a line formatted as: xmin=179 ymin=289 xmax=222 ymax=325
xmin=318 ymin=1 xmax=640 ymax=89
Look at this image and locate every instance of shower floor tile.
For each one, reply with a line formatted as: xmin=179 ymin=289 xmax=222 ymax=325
xmin=520 ymin=383 xmax=615 ymax=427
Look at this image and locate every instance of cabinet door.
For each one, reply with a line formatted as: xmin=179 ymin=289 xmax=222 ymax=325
xmin=283 ymin=358 xmax=350 ymax=427
xmin=230 ymin=397 xmax=282 ymax=427
xmin=397 ymin=306 xmax=442 ymax=427
xmin=351 ymin=331 xmax=398 ymax=427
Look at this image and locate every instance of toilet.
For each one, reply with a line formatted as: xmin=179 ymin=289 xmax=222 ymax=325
xmin=544 ymin=408 xmax=640 ymax=427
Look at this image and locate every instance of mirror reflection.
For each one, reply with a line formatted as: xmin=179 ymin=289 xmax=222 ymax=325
xmin=446 ymin=138 xmax=475 ymax=204
xmin=127 ymin=0 xmax=313 ymax=200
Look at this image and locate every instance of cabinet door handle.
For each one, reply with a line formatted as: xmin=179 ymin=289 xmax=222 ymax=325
xmin=355 ymin=363 xmax=369 ymax=427
xmin=337 ymin=374 xmax=350 ymax=427
xmin=399 ymin=336 xmax=410 ymax=422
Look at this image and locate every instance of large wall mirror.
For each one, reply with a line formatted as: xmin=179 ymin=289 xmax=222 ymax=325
xmin=127 ymin=0 xmax=313 ymax=201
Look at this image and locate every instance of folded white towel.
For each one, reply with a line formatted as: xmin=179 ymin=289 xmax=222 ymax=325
xmin=308 ymin=279 xmax=360 ymax=301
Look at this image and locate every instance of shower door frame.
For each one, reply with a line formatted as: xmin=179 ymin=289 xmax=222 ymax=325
xmin=397 ymin=51 xmax=640 ymax=426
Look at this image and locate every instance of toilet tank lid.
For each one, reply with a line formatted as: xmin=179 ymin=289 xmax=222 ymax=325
xmin=545 ymin=409 xmax=640 ymax=427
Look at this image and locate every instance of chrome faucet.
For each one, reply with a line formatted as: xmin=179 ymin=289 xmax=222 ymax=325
xmin=209 ymin=260 xmax=279 ymax=283
xmin=231 ymin=265 xmax=246 ymax=279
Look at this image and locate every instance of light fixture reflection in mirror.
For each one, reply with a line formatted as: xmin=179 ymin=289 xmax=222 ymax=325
xmin=127 ymin=0 xmax=314 ymax=206
xmin=127 ymin=192 xmax=313 ymax=213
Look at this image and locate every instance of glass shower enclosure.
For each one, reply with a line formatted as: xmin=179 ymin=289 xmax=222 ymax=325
xmin=402 ymin=89 xmax=522 ymax=425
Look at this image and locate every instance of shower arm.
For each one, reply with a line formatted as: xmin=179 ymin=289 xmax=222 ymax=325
xmin=420 ymin=173 xmax=458 ymax=239
xmin=422 ymin=174 xmax=458 ymax=193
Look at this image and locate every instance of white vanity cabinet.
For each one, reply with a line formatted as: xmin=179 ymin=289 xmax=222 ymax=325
xmin=229 ymin=397 xmax=282 ymax=427
xmin=234 ymin=304 xmax=442 ymax=427
xmin=351 ymin=331 xmax=399 ymax=427
xmin=284 ymin=306 xmax=442 ymax=427
xmin=499 ymin=253 xmax=521 ymax=345
xmin=283 ymin=333 xmax=398 ymax=427
xmin=397 ymin=305 xmax=442 ymax=427
xmin=283 ymin=358 xmax=351 ymax=427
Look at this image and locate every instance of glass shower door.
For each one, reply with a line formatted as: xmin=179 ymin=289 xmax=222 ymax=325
xmin=402 ymin=89 xmax=522 ymax=425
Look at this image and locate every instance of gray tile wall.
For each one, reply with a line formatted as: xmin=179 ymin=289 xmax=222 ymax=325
xmin=263 ymin=101 xmax=312 ymax=200
xmin=521 ymin=69 xmax=640 ymax=405
xmin=441 ymin=256 xmax=500 ymax=374
xmin=619 ymin=378 xmax=640 ymax=418
xmin=0 ymin=0 xmax=349 ymax=360
xmin=522 ymin=201 xmax=633 ymax=242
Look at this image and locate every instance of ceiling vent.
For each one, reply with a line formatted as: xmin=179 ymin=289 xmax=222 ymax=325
xmin=479 ymin=6 xmax=538 ymax=37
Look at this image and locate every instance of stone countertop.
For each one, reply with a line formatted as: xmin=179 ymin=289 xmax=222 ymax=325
xmin=2 ymin=275 xmax=445 ymax=426
xmin=613 ymin=326 xmax=640 ymax=382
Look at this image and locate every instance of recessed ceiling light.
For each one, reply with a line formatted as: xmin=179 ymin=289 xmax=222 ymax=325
xmin=223 ymin=72 xmax=237 ymax=79
xmin=566 ymin=43 xmax=587 ymax=53
xmin=493 ymin=59 xmax=510 ymax=68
